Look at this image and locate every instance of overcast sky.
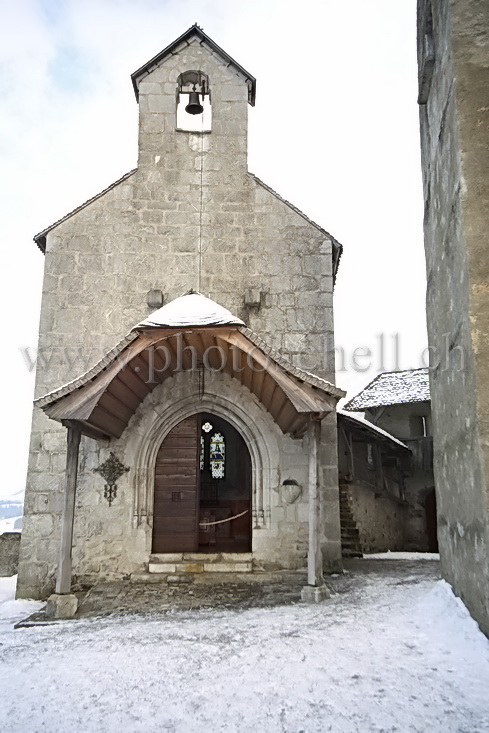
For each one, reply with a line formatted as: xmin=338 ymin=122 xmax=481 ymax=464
xmin=0 ymin=0 xmax=427 ymax=499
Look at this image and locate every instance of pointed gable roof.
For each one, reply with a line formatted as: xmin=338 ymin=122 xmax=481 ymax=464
xmin=344 ymin=369 xmax=431 ymax=411
xmin=135 ymin=291 xmax=245 ymax=329
xmin=131 ymin=24 xmax=256 ymax=105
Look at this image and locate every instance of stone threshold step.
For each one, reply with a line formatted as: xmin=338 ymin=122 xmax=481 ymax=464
xmin=131 ymin=570 xmax=307 ymax=585
xmin=150 ymin=552 xmax=253 ymax=563
xmin=148 ymin=560 xmax=253 ymax=574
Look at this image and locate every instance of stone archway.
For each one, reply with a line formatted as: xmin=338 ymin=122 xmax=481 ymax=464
xmin=124 ymin=370 xmax=281 ymax=544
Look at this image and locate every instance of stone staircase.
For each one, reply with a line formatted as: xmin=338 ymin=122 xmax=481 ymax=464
xmin=131 ymin=552 xmax=253 ymax=582
xmin=339 ymin=485 xmax=363 ymax=558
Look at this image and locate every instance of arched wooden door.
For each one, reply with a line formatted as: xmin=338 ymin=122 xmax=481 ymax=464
xmin=152 ymin=413 xmax=252 ymax=553
xmin=152 ymin=415 xmax=200 ymax=553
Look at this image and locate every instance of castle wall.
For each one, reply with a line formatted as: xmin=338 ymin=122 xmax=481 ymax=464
xmin=417 ymin=0 xmax=489 ymax=634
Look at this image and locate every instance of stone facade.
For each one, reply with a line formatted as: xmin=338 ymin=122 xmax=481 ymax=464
xmin=417 ymin=1 xmax=489 ymax=634
xmin=17 ymin=28 xmax=342 ymax=599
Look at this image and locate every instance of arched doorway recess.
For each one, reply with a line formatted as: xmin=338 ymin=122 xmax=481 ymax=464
xmin=152 ymin=412 xmax=252 ymax=553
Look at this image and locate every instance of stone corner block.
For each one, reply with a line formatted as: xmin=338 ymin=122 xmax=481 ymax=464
xmin=45 ymin=593 xmax=78 ymax=619
xmin=301 ymin=584 xmax=330 ymax=603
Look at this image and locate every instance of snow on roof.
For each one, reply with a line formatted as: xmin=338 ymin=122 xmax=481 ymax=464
xmin=134 ymin=291 xmax=245 ymax=329
xmin=344 ymin=368 xmax=431 ymax=411
xmin=337 ymin=410 xmax=409 ymax=450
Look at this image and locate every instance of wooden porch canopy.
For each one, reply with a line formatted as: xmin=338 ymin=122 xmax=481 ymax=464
xmin=36 ymin=292 xmax=345 ymax=440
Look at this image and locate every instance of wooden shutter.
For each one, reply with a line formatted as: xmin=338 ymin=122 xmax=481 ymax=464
xmin=152 ymin=415 xmax=199 ymax=553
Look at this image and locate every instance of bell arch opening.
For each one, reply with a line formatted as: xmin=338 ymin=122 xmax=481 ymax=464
xmin=176 ymin=70 xmax=212 ymax=132
xmin=152 ymin=411 xmax=252 ymax=553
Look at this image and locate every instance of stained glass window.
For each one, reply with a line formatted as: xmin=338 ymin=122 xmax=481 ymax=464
xmin=210 ymin=432 xmax=225 ymax=479
xmin=200 ymin=435 xmax=205 ymax=471
xmin=202 ymin=422 xmax=213 ymax=433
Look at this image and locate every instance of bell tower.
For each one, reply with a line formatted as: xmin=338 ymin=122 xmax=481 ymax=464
xmin=131 ymin=24 xmax=256 ymax=179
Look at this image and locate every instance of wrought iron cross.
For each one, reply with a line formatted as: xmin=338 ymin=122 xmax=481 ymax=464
xmin=93 ymin=452 xmax=130 ymax=507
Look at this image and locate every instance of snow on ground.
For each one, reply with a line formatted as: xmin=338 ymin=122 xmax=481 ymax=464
xmin=0 ymin=576 xmax=42 ymax=627
xmin=0 ymin=569 xmax=488 ymax=733
xmin=364 ymin=551 xmax=440 ymax=560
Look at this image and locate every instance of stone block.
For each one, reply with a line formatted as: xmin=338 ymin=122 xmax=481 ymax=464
xmin=183 ymin=553 xmax=220 ymax=562
xmin=16 ymin=561 xmax=49 ymax=590
xmin=42 ymin=432 xmax=66 ymax=452
xmin=148 ymin=95 xmax=170 ymax=113
xmin=174 ymin=562 xmax=204 ymax=573
xmin=45 ymin=593 xmax=78 ymax=619
xmin=23 ymin=514 xmax=55 ymax=539
xmin=29 ymin=451 xmax=51 ymax=473
xmin=203 ymin=562 xmax=252 ymax=573
xmin=148 ymin=563 xmax=176 ymax=573
xmin=284 ymin=333 xmax=307 ymax=353
xmin=301 ymin=585 xmax=330 ymax=603
xmin=17 ymin=538 xmax=35 ymax=562
xmin=138 ymin=82 xmax=162 ymax=95
xmin=220 ymin=553 xmax=253 ymax=562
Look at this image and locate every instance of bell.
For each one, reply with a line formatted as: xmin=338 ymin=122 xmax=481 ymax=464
xmin=185 ymin=91 xmax=204 ymax=115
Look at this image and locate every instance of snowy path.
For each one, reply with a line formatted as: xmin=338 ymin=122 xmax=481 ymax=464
xmin=0 ymin=567 xmax=488 ymax=733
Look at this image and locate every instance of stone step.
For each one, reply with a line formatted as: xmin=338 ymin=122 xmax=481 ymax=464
xmin=341 ymin=529 xmax=360 ymax=540
xmin=147 ymin=553 xmax=253 ymax=574
xmin=149 ymin=552 xmax=253 ymax=563
xmin=341 ymin=539 xmax=362 ymax=548
xmin=341 ymin=539 xmax=360 ymax=547
xmin=130 ymin=570 xmax=305 ymax=586
xmin=341 ymin=534 xmax=361 ymax=544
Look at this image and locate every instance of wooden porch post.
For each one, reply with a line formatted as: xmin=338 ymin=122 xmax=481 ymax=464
xmin=302 ymin=417 xmax=330 ymax=602
xmin=307 ymin=419 xmax=323 ymax=586
xmin=55 ymin=423 xmax=81 ymax=595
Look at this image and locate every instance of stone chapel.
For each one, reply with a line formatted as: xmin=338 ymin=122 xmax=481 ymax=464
xmin=17 ymin=25 xmax=345 ymax=609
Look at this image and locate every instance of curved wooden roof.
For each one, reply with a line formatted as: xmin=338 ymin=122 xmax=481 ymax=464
xmin=36 ymin=295 xmax=344 ymax=440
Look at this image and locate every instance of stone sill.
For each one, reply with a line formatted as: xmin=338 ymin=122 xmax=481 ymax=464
xmin=175 ymin=128 xmax=212 ymax=134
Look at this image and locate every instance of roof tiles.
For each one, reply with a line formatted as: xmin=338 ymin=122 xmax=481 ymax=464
xmin=344 ymin=368 xmax=431 ymax=411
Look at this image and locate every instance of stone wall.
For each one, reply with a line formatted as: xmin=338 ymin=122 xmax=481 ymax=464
xmin=337 ymin=423 xmax=408 ymax=554
xmin=0 ymin=533 xmax=21 ymax=577
xmin=366 ymin=402 xmax=435 ymax=552
xmin=417 ymin=0 xmax=489 ymax=634
xmin=369 ymin=402 xmax=432 ymax=442
xmin=346 ymin=486 xmax=406 ymax=554
xmin=17 ymin=34 xmax=341 ymax=599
